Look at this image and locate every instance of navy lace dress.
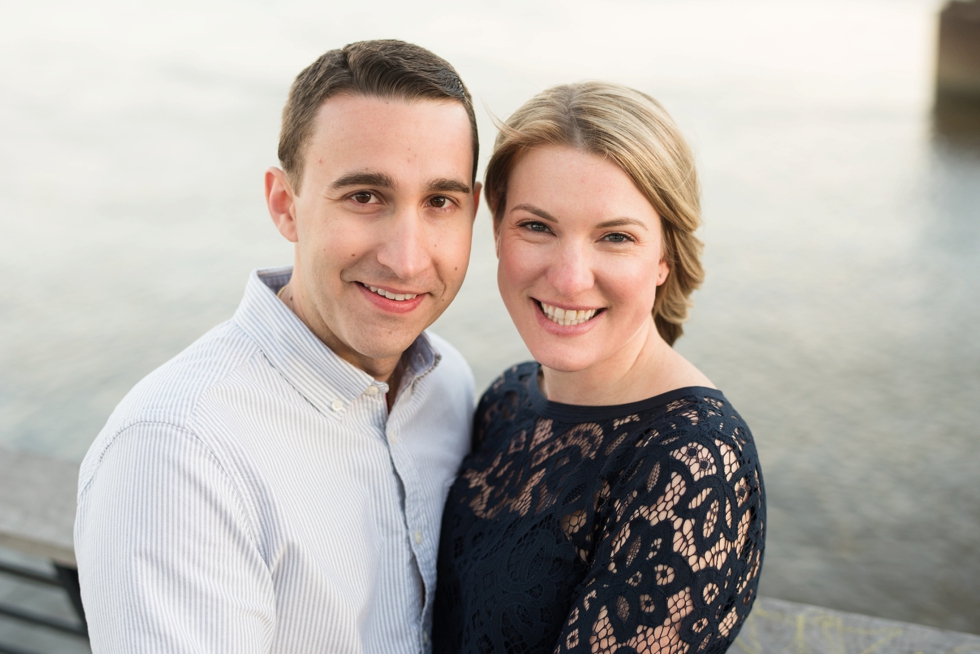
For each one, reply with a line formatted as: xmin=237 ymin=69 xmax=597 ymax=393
xmin=433 ymin=363 xmax=765 ymax=654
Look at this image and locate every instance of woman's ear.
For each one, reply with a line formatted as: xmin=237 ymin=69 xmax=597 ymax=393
xmin=657 ymin=257 xmax=670 ymax=286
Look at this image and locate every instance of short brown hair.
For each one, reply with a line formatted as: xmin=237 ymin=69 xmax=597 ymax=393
xmin=485 ymin=82 xmax=703 ymax=346
xmin=279 ymin=39 xmax=479 ymax=191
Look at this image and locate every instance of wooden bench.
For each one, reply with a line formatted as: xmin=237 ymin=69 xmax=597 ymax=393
xmin=0 ymin=447 xmax=87 ymax=650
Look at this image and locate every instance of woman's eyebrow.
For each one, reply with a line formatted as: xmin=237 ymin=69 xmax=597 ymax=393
xmin=511 ymin=203 xmax=558 ymax=223
xmin=596 ymin=217 xmax=648 ymax=230
xmin=511 ymin=204 xmax=648 ymax=231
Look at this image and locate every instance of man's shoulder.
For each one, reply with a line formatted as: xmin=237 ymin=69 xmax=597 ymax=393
xmin=81 ymin=320 xmax=261 ymax=476
xmin=117 ymin=320 xmax=259 ymax=420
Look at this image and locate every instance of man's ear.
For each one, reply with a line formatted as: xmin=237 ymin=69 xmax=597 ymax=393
xmin=265 ymin=167 xmax=299 ymax=243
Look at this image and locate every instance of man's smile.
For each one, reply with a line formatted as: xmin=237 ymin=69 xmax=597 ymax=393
xmin=364 ymin=283 xmax=420 ymax=302
xmin=356 ymin=281 xmax=427 ymax=314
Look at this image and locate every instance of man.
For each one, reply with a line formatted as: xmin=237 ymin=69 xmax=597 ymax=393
xmin=75 ymin=40 xmax=481 ymax=653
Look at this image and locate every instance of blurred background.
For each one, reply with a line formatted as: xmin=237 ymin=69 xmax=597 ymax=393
xmin=1 ymin=0 xmax=978 ymax=648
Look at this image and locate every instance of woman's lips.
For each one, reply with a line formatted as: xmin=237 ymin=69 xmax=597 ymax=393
xmin=536 ymin=300 xmax=603 ymax=327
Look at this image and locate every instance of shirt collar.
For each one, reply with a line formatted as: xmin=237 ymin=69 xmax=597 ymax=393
xmin=232 ymin=267 xmax=441 ymax=420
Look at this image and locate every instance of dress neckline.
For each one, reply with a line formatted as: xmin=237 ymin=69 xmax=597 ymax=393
xmin=525 ymin=362 xmax=726 ymax=422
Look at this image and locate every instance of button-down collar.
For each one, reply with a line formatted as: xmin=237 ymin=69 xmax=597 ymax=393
xmin=233 ymin=267 xmax=440 ymax=421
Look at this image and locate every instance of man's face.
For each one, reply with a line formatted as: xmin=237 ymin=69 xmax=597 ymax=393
xmin=267 ymin=94 xmax=479 ymax=379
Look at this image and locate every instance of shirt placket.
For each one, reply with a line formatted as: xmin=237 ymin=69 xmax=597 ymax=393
xmin=387 ymin=377 xmax=437 ymax=651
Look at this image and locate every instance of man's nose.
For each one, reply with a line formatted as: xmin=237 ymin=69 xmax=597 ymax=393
xmin=546 ymin=241 xmax=594 ymax=298
xmin=376 ymin=207 xmax=431 ymax=281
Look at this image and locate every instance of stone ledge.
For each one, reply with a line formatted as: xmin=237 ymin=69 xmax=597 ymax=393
xmin=734 ymin=597 xmax=980 ymax=654
xmin=2 ymin=448 xmax=980 ymax=650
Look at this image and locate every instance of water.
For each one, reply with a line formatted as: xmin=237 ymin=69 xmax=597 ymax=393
xmin=1 ymin=0 xmax=978 ymax=637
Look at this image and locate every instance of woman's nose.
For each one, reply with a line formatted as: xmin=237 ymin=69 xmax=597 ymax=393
xmin=545 ymin=242 xmax=594 ymax=298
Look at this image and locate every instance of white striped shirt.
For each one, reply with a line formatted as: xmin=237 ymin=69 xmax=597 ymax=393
xmin=75 ymin=267 xmax=475 ymax=654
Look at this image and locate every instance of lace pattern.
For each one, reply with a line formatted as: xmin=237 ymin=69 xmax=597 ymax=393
xmin=434 ymin=363 xmax=765 ymax=654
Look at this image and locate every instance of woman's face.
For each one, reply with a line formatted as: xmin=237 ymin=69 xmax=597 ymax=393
xmin=495 ymin=145 xmax=669 ymax=374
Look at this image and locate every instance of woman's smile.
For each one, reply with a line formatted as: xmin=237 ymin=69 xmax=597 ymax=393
xmin=534 ymin=300 xmax=604 ymax=327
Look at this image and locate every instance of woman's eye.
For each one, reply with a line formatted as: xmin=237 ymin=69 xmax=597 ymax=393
xmin=603 ymin=232 xmax=633 ymax=243
xmin=522 ymin=221 xmax=550 ymax=233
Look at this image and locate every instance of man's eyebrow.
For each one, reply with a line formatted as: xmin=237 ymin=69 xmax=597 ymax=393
xmin=331 ymin=172 xmax=396 ymax=190
xmin=510 ymin=203 xmax=558 ymax=222
xmin=425 ymin=178 xmax=471 ymax=194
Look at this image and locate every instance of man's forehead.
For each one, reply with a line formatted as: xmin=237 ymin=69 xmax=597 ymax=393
xmin=302 ymin=94 xmax=474 ymax=186
xmin=311 ymin=93 xmax=470 ymax=141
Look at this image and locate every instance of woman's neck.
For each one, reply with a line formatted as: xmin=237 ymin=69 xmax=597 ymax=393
xmin=539 ymin=321 xmax=713 ymax=406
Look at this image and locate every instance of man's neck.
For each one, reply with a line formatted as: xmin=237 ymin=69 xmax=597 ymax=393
xmin=386 ymin=357 xmax=408 ymax=411
xmin=278 ymin=280 xmax=407 ymax=407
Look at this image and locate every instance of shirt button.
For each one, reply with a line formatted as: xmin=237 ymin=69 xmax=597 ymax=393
xmin=331 ymin=399 xmax=343 ymax=412
xmin=422 ymin=631 xmax=429 ymax=645
xmin=414 ymin=530 xmax=423 ymax=545
xmin=389 ymin=432 xmax=398 ymax=444
xmin=365 ymin=385 xmax=379 ymax=396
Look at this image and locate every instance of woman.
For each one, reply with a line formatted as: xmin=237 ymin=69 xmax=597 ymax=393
xmin=433 ymin=82 xmax=765 ymax=654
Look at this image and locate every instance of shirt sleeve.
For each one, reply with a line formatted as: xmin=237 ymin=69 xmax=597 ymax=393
xmin=75 ymin=422 xmax=275 ymax=653
xmin=552 ymin=426 xmax=765 ymax=654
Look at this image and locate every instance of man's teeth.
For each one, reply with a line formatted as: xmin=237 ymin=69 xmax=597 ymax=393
xmin=367 ymin=285 xmax=418 ymax=302
xmin=540 ymin=302 xmax=598 ymax=326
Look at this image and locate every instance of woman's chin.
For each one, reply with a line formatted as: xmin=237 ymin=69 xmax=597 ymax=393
xmin=529 ymin=348 xmax=596 ymax=374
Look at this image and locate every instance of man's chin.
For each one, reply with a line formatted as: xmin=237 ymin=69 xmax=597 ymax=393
xmin=341 ymin=332 xmax=423 ymax=368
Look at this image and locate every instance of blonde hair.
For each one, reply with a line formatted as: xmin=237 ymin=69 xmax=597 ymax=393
xmin=485 ymin=82 xmax=704 ymax=345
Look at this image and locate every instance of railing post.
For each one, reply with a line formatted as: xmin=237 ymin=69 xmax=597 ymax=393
xmin=53 ymin=564 xmax=87 ymax=638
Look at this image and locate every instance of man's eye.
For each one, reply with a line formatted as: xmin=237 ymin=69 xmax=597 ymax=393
xmin=351 ymin=192 xmax=376 ymax=204
xmin=430 ymin=196 xmax=453 ymax=209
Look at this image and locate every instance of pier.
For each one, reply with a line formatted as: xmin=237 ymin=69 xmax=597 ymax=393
xmin=935 ymin=0 xmax=980 ymax=133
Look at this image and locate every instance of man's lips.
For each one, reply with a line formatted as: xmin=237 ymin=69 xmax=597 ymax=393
xmin=363 ymin=283 xmax=421 ymax=302
xmin=357 ymin=282 xmax=426 ymax=314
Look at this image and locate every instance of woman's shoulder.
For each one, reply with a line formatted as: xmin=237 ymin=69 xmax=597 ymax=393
xmin=471 ymin=361 xmax=538 ymax=448
xmin=475 ymin=362 xmax=538 ymax=416
xmin=640 ymin=389 xmax=759 ymax=462
xmin=598 ymin=388 xmax=762 ymax=491
xmin=482 ymin=361 xmax=538 ymax=397
xmin=648 ymin=388 xmax=755 ymax=446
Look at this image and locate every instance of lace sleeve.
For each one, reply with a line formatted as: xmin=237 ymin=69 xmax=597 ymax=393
xmin=554 ymin=419 xmax=764 ymax=654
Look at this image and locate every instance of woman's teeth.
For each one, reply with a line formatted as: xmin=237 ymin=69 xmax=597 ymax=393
xmin=539 ymin=302 xmax=598 ymax=326
xmin=367 ymin=285 xmax=418 ymax=302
